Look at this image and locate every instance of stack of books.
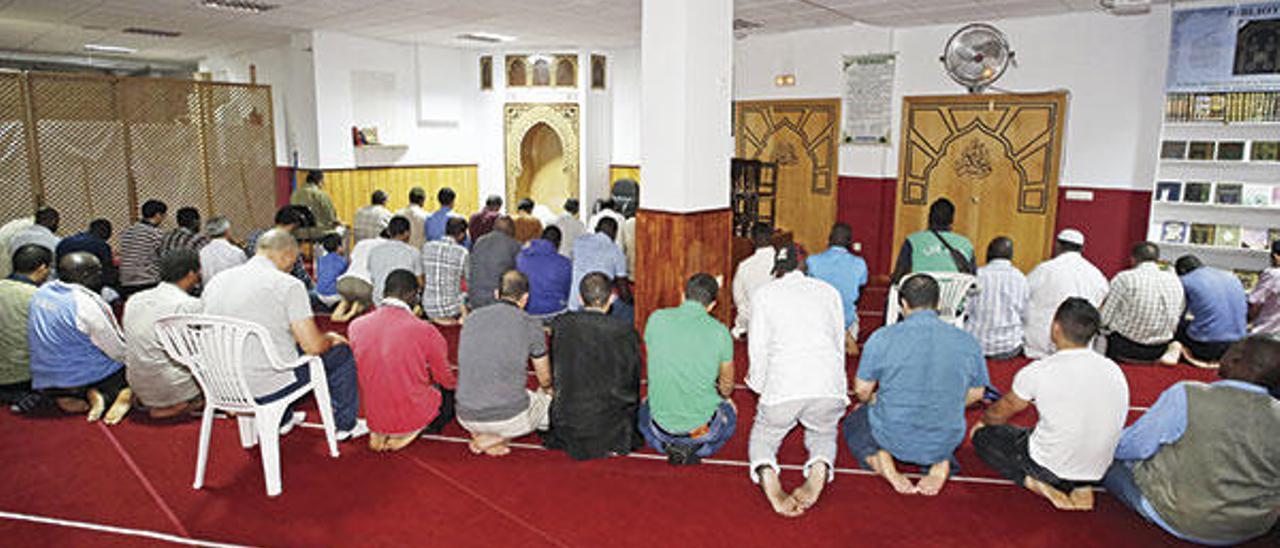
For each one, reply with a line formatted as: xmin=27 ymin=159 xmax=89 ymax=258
xmin=1153 ymin=181 xmax=1277 ymax=206
xmin=1158 ymin=140 xmax=1280 ymax=161
xmin=1165 ymin=91 xmax=1280 ymax=123
xmin=1156 ymin=221 xmax=1279 ymax=250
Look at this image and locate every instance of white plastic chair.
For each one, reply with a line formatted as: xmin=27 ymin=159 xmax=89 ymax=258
xmin=154 ymin=314 xmax=339 ymax=497
xmin=885 ymin=272 xmax=978 ymax=328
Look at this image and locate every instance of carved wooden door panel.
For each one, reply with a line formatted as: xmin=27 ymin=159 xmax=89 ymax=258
xmin=735 ymin=99 xmax=839 ymax=252
xmin=893 ymin=93 xmax=1066 ymax=273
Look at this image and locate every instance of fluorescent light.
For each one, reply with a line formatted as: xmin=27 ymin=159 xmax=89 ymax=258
xmin=84 ymin=44 xmax=137 ymax=54
xmin=456 ymin=32 xmax=515 ymax=44
xmin=200 ymin=0 xmax=279 ymax=14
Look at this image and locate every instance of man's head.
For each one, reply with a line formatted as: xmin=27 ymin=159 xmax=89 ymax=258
xmin=597 ymin=198 xmax=616 ymax=213
xmin=541 ymin=225 xmax=562 ymax=249
xmin=579 ymin=271 xmax=613 ymax=311
xmin=772 ymin=243 xmax=801 ymax=277
xmin=493 ymin=216 xmax=515 ymax=237
xmin=986 ymin=236 xmax=1014 ymax=263
xmin=497 ymin=269 xmax=530 ymax=308
xmin=485 ymin=195 xmax=503 ymax=211
xmin=1049 ymin=297 xmax=1101 ymax=350
xmin=34 ymin=207 xmax=59 ymax=232
xmin=386 ymin=216 xmax=411 ymax=241
xmin=205 ymin=216 xmax=232 ymax=239
xmin=321 ymin=233 xmax=342 ymax=254
xmin=595 ymin=217 xmax=618 ymax=241
xmin=141 ymin=200 xmax=168 ymax=223
xmin=517 ymin=198 xmax=534 ymax=213
xmin=898 ymin=273 xmax=940 ymax=314
xmin=564 ymin=198 xmax=580 ymax=215
xmin=1174 ymin=254 xmax=1203 ymax=276
xmin=273 ymin=205 xmax=302 ymax=230
xmin=88 ymin=218 xmax=112 ymax=241
xmin=383 ymin=269 xmax=421 ymax=307
xmin=1054 ymin=229 xmax=1085 ymax=255
xmin=409 ymin=187 xmax=426 ymax=206
xmin=1130 ymin=241 xmax=1160 ymax=266
xmin=751 ymin=223 xmax=773 ymax=248
xmin=828 ymin=222 xmax=853 ymax=249
xmin=371 ymin=190 xmax=388 ymax=206
xmin=11 ymin=244 xmax=52 ymax=284
xmin=176 ymin=207 xmax=201 ymax=232
xmin=254 ymin=228 xmax=299 ymax=272
xmin=684 ymin=272 xmax=719 ymax=311
xmin=927 ymin=199 xmax=955 ymax=231
xmin=305 ymin=170 xmax=324 ymax=186
xmin=1219 ymin=334 xmax=1280 ymax=391
xmin=58 ymin=252 xmax=103 ymax=290
xmin=437 ymin=187 xmax=456 ymax=208
xmin=445 ymin=216 xmax=468 ymax=243
xmin=159 ymin=248 xmax=201 ymax=292
xmin=1272 ymin=240 xmax=1280 ymax=268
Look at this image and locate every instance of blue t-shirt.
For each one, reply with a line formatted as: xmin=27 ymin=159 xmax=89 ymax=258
xmin=424 ymin=207 xmax=452 ymax=244
xmin=858 ymin=310 xmax=989 ymax=465
xmin=1180 ymin=267 xmax=1247 ymax=343
xmin=315 ymin=253 xmax=348 ymax=297
xmin=806 ymin=246 xmax=868 ymax=329
xmin=516 ymin=239 xmax=572 ymax=315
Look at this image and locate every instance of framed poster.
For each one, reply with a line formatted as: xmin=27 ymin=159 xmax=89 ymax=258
xmin=1167 ymin=2 xmax=1280 ymax=91
xmin=841 ymin=53 xmax=895 ymax=145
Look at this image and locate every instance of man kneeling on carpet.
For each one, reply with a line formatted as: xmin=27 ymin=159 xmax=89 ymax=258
xmin=123 ymin=249 xmax=207 ymax=419
xmin=843 ymin=273 xmax=990 ymax=496
xmin=1101 ymin=334 xmax=1279 ymax=546
xmin=972 ymin=298 xmax=1129 ymax=510
xmin=638 ymin=273 xmax=737 ymax=464
xmin=350 ymin=269 xmax=457 ymax=452
xmin=747 ymin=244 xmax=849 ymax=517
xmin=28 ymin=251 xmax=132 ymax=423
xmin=456 ymin=270 xmax=552 ymax=456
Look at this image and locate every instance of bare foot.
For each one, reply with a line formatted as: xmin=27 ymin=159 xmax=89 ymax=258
xmin=468 ymin=433 xmax=504 ymax=454
xmin=483 ymin=441 xmax=511 ymax=456
xmin=869 ymin=451 xmax=916 ymax=494
xmin=792 ymin=462 xmax=829 ymax=510
xmin=103 ymin=388 xmax=133 ymax=425
xmin=757 ymin=466 xmax=804 ymax=517
xmin=1067 ymin=487 xmax=1095 ymax=511
xmin=917 ymin=461 xmax=950 ymax=496
xmin=86 ymin=389 xmax=106 ymax=422
xmin=369 ymin=433 xmax=389 ymax=452
xmin=385 ymin=430 xmax=422 ymax=452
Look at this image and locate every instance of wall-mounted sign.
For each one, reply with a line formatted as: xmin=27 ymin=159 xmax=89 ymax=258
xmin=1167 ymin=1 xmax=1280 ymax=92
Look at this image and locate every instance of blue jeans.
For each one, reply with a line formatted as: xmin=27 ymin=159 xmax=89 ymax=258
xmin=637 ymin=400 xmax=736 ymax=458
xmin=256 ymin=344 xmax=360 ymax=431
xmin=842 ymin=404 xmax=961 ymax=474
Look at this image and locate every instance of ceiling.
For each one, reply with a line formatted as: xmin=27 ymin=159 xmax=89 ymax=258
xmin=0 ymin=0 xmax=1148 ymax=63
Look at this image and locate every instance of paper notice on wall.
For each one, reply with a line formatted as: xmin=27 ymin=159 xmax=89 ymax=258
xmin=842 ymin=53 xmax=896 ymax=146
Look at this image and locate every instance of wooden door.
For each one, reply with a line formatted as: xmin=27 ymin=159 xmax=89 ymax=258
xmin=893 ymin=93 xmax=1066 ymax=273
xmin=735 ymin=99 xmax=839 ymax=252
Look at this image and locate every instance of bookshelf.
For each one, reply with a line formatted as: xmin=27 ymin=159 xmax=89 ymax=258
xmin=1149 ymin=91 xmax=1280 ymax=289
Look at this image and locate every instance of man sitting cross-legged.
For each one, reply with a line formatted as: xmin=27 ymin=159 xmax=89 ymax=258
xmin=349 ymin=269 xmax=457 ymax=452
xmin=456 ymin=270 xmax=552 ymax=456
xmin=747 ymin=243 xmax=850 ymax=517
xmin=28 ymin=252 xmax=132 ymax=424
xmin=843 ymin=273 xmax=990 ymax=496
xmin=0 ymin=244 xmax=52 ymax=412
xmin=972 ymin=298 xmax=1129 ymax=510
xmin=123 ymin=249 xmax=206 ymax=419
xmin=638 ymin=274 xmax=737 ymax=464
xmin=542 ymin=272 xmax=643 ymax=460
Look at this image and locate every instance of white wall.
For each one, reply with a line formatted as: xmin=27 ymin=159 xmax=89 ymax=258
xmin=610 ymin=48 xmax=641 ymax=166
xmin=732 ymin=8 xmax=1172 ymax=189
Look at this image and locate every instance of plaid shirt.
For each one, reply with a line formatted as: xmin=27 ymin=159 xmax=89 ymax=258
xmin=1248 ymin=267 xmax=1280 ymax=335
xmin=420 ymin=239 xmax=468 ymax=319
xmin=353 ymin=205 xmax=393 ymax=243
xmin=964 ymin=259 xmax=1029 ymax=356
xmin=1101 ymin=262 xmax=1185 ymax=344
xmin=159 ymin=227 xmax=209 ymax=257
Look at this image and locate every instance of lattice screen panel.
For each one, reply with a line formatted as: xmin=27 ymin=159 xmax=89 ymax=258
xmin=122 ymin=78 xmax=209 ymax=215
xmin=0 ymin=72 xmax=34 ymax=224
xmin=27 ymin=74 xmax=132 ymax=241
xmin=203 ymin=84 xmax=275 ymax=236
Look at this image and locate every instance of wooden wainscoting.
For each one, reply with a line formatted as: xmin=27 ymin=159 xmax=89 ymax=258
xmin=297 ymin=166 xmax=479 ymax=227
xmin=635 ymin=208 xmax=733 ymax=331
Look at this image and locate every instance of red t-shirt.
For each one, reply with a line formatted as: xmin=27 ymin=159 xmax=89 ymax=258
xmin=349 ymin=302 xmax=456 ymax=435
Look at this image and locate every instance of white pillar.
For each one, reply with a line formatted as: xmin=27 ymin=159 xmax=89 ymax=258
xmin=639 ymin=0 xmax=733 ymax=212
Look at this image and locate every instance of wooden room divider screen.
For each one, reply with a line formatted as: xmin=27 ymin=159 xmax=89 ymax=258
xmin=0 ymin=70 xmax=275 ymax=241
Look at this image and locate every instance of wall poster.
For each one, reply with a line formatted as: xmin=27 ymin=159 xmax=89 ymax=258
xmin=841 ymin=53 xmax=896 ymax=145
xmin=1167 ymin=1 xmax=1280 ymax=91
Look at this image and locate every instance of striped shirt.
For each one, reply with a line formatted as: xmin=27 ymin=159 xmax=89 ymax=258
xmin=159 ymin=227 xmax=209 ymax=257
xmin=353 ymin=205 xmax=393 ymax=243
xmin=420 ymin=239 xmax=468 ymax=319
xmin=1101 ymin=262 xmax=1185 ymax=345
xmin=964 ymin=259 xmax=1029 ymax=356
xmin=118 ymin=221 xmax=165 ymax=287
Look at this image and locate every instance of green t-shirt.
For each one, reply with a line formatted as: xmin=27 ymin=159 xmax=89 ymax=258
xmin=644 ymin=301 xmax=734 ymax=433
xmin=0 ymin=278 xmax=38 ymax=384
xmin=906 ymin=230 xmax=974 ymax=273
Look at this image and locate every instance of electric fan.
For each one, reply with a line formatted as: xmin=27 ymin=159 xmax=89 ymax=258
xmin=940 ymin=23 xmax=1015 ymax=93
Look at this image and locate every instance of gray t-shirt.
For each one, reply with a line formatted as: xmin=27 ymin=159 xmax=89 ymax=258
xmin=202 ymin=256 xmax=312 ymax=397
xmin=368 ymin=240 xmax=422 ymax=303
xmin=456 ymin=301 xmax=547 ymax=422
xmin=467 ymin=232 xmax=521 ymax=309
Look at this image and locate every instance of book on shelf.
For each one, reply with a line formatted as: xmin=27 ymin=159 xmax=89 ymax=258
xmin=1155 ymin=181 xmax=1182 ymax=202
xmin=1190 ymin=223 xmax=1217 ymax=245
xmin=1184 ymin=182 xmax=1214 ymax=203
xmin=1193 ymin=94 xmax=1227 ymax=121
xmin=1242 ymin=227 xmax=1270 ymax=250
xmin=1243 ymin=184 xmax=1272 ymax=207
xmin=1216 ymin=141 xmax=1245 ymax=161
xmin=1252 ymin=141 xmax=1280 ymax=162
xmin=1187 ymin=141 xmax=1216 ymax=160
xmin=1160 ymin=140 xmax=1187 ymax=160
xmin=1164 ymin=91 xmax=1280 ymax=123
xmin=1234 ymin=270 xmax=1261 ymax=291
xmin=1215 ymin=183 xmax=1244 ymax=205
xmin=1160 ymin=221 xmax=1188 ymax=243
xmin=1215 ymin=225 xmax=1242 ymax=247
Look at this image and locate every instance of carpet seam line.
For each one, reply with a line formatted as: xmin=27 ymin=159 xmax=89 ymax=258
xmin=97 ymin=422 xmax=193 ymax=539
xmin=0 ymin=510 xmax=246 ymax=548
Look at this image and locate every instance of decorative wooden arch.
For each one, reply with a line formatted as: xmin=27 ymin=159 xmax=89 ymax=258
xmin=504 ymin=102 xmax=580 ymax=208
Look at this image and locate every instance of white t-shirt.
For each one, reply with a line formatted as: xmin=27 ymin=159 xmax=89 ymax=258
xmin=1012 ymin=347 xmax=1129 ymax=481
